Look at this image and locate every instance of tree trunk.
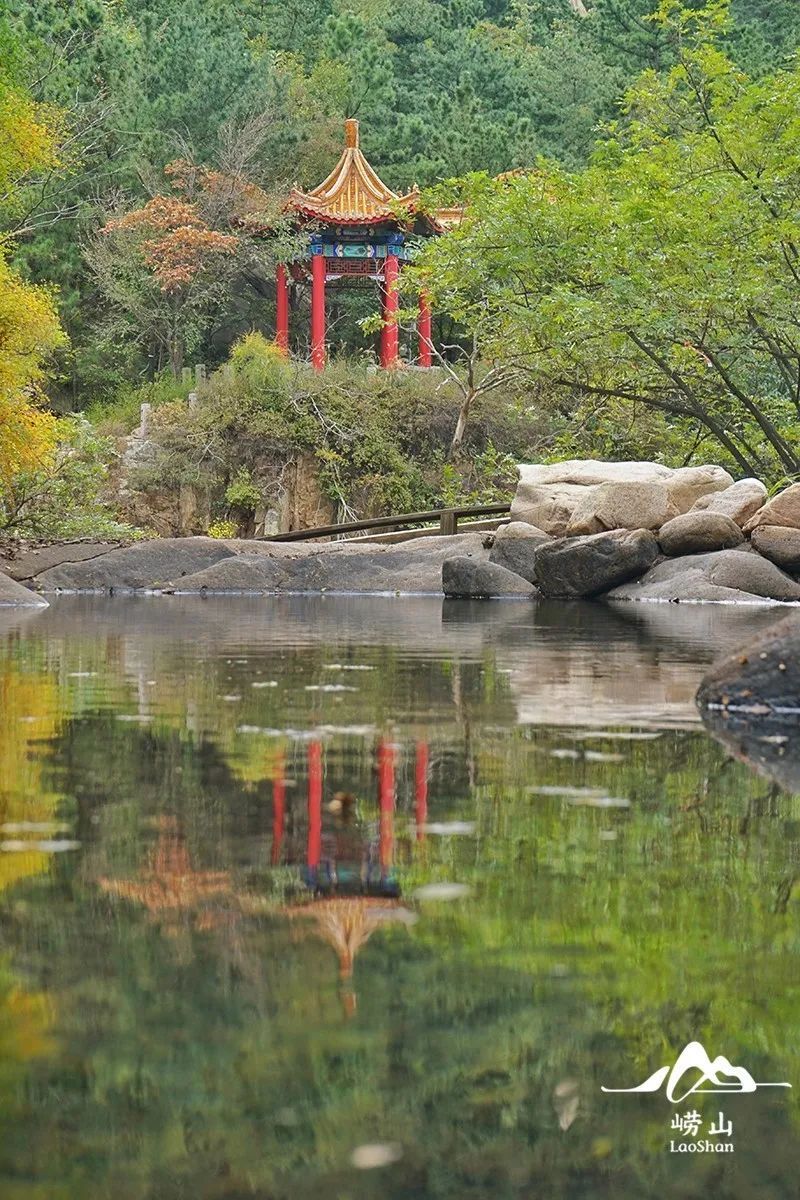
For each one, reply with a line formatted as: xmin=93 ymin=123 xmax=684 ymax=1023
xmin=449 ymin=392 xmax=474 ymax=458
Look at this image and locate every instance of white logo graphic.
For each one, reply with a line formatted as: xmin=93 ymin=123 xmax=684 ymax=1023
xmin=602 ymin=1040 xmax=791 ymax=1104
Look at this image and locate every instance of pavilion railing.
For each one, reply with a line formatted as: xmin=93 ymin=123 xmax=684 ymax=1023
xmin=260 ymin=502 xmax=512 ymax=543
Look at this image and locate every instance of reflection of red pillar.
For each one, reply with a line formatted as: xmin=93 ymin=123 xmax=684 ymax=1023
xmin=415 ymin=741 xmax=429 ymax=840
xmin=272 ymin=752 xmax=286 ymax=865
xmin=311 ymin=254 xmax=326 ymax=371
xmin=275 ymin=264 xmax=289 ymax=353
xmin=307 ymin=741 xmax=323 ymax=870
xmin=417 ymin=294 xmax=432 ymax=368
xmin=380 ymin=254 xmax=399 ymax=369
xmin=377 ymin=739 xmax=395 ymax=871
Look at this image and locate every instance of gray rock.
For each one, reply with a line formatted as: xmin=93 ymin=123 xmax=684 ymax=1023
xmin=442 ymin=557 xmax=537 ymax=598
xmin=608 ymin=549 xmax=800 ymax=603
xmin=36 ymin=537 xmax=236 ymax=591
xmin=691 ymin=477 xmax=767 ymax=526
xmin=751 ymin=525 xmax=800 ymax=574
xmin=697 ymin=612 xmax=800 ymax=714
xmin=658 ymin=511 xmax=744 ymax=555
xmin=1 ymin=541 xmax=123 ymax=582
xmin=488 ymin=521 xmax=551 ymax=583
xmin=532 ymin=529 xmax=659 ymax=598
xmin=0 ymin=571 xmax=48 ymax=607
xmin=169 ymin=533 xmax=491 ymax=595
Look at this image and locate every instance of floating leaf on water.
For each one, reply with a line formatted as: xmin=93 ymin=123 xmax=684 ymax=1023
xmin=574 ymin=731 xmax=662 ymax=741
xmin=418 ymin=822 xmax=476 ymax=836
xmin=584 ymin=750 xmax=625 ymax=762
xmin=305 ymin=684 xmax=358 ymax=693
xmin=251 ymin=681 xmax=278 ymax=689
xmin=1 ymin=822 xmax=70 ymax=834
xmin=68 ymin=671 xmax=97 ymax=678
xmin=568 ymin=796 xmax=630 ymax=809
xmin=350 ymin=1143 xmax=403 ymax=1170
xmin=553 ymin=1078 xmax=580 ymax=1131
xmin=1 ymin=839 xmax=80 ymax=852
xmin=324 ymin=664 xmax=376 ymax=671
xmin=550 ymin=749 xmax=580 ymax=760
xmin=527 ymin=786 xmax=606 ymax=798
xmin=413 ymin=883 xmax=472 ymax=901
xmin=221 ymin=694 xmax=242 ymax=702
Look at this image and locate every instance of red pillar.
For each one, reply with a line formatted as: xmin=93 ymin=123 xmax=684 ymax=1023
xmin=271 ymin=751 xmax=286 ymax=866
xmin=275 ymin=264 xmax=289 ymax=353
xmin=310 ymin=253 xmax=326 ymax=371
xmin=377 ymin=739 xmax=396 ymax=872
xmin=380 ymin=253 xmax=399 ymax=369
xmin=417 ymin=293 xmax=432 ymax=368
xmin=307 ymin=740 xmax=323 ymax=870
xmin=415 ymin=741 xmax=429 ymax=841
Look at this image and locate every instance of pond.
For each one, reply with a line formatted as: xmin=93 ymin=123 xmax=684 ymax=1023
xmin=0 ymin=594 xmax=798 ymax=1199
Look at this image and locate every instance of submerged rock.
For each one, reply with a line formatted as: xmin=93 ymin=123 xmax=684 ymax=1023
xmin=697 ymin=612 xmax=800 ymax=715
xmin=442 ymin=556 xmax=537 ymax=598
xmin=488 ymin=521 xmax=551 ymax=582
xmin=658 ymin=511 xmax=744 ymax=556
xmin=532 ymin=529 xmax=659 ymax=598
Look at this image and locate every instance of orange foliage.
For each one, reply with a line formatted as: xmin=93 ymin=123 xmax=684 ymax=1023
xmin=102 ymin=193 xmax=238 ymax=293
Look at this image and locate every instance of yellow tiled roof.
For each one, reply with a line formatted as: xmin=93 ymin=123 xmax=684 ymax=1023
xmin=289 ymin=120 xmax=420 ymax=225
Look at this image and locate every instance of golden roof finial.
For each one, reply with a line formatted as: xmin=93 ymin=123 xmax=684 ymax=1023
xmin=344 ymin=118 xmax=359 ymax=149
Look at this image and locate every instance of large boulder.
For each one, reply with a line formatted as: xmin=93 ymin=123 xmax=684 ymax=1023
xmin=658 ymin=511 xmax=744 ymax=556
xmin=35 ymin=537 xmax=236 ymax=591
xmin=566 ymin=481 xmax=679 ymax=536
xmin=512 ymin=460 xmax=733 ymax=536
xmin=751 ymin=525 xmax=800 ymax=574
xmin=532 ymin=529 xmax=659 ymax=598
xmin=0 ymin=541 xmax=123 ymax=582
xmin=696 ymin=612 xmax=800 ymax=714
xmin=488 ymin=521 xmax=551 ymax=583
xmin=608 ymin=549 xmax=800 ymax=603
xmin=744 ymin=482 xmax=800 ymax=533
xmin=159 ymin=533 xmax=492 ymax=595
xmin=442 ymin=557 xmax=537 ymax=598
xmin=691 ymin=477 xmax=767 ymax=527
xmin=0 ymin=571 xmax=48 ymax=607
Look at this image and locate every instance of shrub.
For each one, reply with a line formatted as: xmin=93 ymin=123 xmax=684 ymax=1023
xmin=208 ymin=519 xmax=237 ymax=539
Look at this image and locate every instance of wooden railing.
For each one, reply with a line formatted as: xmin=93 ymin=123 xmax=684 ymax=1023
xmin=262 ymin=501 xmax=512 ymax=542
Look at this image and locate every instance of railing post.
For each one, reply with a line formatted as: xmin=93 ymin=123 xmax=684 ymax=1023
xmin=439 ymin=509 xmax=457 ymax=536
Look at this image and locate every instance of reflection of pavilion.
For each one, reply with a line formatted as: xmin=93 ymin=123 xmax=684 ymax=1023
xmin=277 ymin=738 xmax=428 ymax=1014
xmin=98 ymin=817 xmax=233 ymax=933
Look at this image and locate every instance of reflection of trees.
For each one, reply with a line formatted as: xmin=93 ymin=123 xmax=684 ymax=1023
xmin=4 ymin=623 xmax=800 ymax=1196
xmin=98 ymin=817 xmax=233 ymax=933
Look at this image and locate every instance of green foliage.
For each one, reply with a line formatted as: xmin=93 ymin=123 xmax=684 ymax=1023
xmin=224 ymin=468 xmax=261 ymax=512
xmin=413 ymin=18 xmax=800 ymax=482
xmin=123 ymin=355 xmax=541 ymax=519
xmin=0 ymin=416 xmax=141 ymax=540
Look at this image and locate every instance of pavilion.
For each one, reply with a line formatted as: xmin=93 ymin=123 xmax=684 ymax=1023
xmin=278 ymin=119 xmax=458 ymax=370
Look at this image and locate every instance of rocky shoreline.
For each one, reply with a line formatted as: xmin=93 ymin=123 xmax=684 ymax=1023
xmin=3 ymin=460 xmax=800 ymax=606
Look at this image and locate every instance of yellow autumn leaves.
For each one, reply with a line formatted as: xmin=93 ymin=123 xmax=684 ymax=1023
xmin=0 ymin=77 xmax=66 ymax=491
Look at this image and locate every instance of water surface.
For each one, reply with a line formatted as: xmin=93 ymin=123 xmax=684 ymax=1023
xmin=0 ymin=595 xmax=798 ymax=1199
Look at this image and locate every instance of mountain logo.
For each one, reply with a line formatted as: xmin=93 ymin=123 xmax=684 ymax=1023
xmin=602 ymin=1041 xmax=791 ymax=1104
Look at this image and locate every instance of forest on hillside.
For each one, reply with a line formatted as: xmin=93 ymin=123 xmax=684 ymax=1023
xmin=3 ymin=0 xmax=800 ymax=538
